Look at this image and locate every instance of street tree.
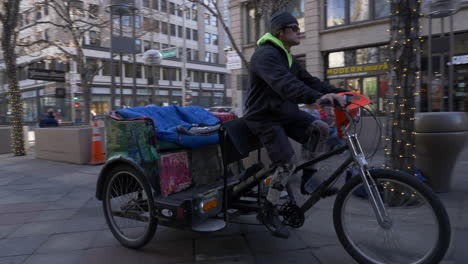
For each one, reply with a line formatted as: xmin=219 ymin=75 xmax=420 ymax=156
xmin=385 ymin=0 xmax=421 ymax=172
xmin=0 ymin=0 xmax=25 ymax=156
xmin=19 ymin=0 xmax=110 ymax=125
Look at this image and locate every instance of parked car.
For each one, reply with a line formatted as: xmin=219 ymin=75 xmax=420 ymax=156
xmin=207 ymin=106 xmax=237 ymax=122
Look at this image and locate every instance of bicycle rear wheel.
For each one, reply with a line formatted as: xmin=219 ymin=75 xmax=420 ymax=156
xmin=333 ymin=169 xmax=450 ymax=264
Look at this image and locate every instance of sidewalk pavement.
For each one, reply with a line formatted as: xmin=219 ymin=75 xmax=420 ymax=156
xmin=0 ymin=146 xmax=467 ymax=264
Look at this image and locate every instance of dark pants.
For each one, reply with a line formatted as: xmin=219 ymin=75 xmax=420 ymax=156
xmin=245 ymin=110 xmax=317 ymax=166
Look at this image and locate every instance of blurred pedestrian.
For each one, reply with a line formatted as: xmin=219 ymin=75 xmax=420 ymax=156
xmin=39 ymin=110 xmax=58 ymax=128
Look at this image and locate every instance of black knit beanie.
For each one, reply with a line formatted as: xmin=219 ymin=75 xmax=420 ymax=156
xmin=270 ymin=11 xmax=298 ymax=33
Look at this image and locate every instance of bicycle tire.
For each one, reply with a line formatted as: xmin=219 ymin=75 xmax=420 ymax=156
xmin=333 ymin=169 xmax=451 ymax=264
xmin=103 ymin=164 xmax=157 ymax=249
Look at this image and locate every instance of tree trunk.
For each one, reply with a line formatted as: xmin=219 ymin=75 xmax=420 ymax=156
xmin=1 ymin=0 xmax=25 ymax=156
xmin=385 ymin=0 xmax=421 ymax=172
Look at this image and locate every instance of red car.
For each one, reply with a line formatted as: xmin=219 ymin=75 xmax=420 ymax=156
xmin=208 ymin=106 xmax=237 ymax=122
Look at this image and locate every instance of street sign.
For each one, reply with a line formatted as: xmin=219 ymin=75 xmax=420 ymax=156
xmin=28 ymin=69 xmax=66 ymax=82
xmin=226 ymin=51 xmax=242 ymax=71
xmin=160 ymin=48 xmax=177 ymax=58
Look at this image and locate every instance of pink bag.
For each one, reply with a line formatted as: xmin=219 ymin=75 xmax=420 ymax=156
xmin=160 ymin=151 xmax=192 ymax=197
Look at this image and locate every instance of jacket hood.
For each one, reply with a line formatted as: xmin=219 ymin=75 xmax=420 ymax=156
xmin=257 ymin=33 xmax=292 ymax=68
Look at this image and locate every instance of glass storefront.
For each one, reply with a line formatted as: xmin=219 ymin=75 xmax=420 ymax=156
xmin=326 ymin=45 xmax=389 ymax=114
xmin=420 ymin=32 xmax=468 ymax=112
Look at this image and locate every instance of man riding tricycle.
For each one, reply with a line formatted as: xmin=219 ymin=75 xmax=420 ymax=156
xmin=95 ymin=11 xmax=450 ymax=264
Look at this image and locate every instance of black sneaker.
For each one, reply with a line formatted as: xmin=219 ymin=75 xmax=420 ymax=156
xmin=259 ymin=203 xmax=290 ymax=239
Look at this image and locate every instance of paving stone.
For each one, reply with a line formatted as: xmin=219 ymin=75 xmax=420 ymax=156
xmin=0 ymin=235 xmax=48 ymax=257
xmin=0 ymin=202 xmax=49 ymax=214
xmin=195 ymin=235 xmax=251 ymax=261
xmin=71 ymin=207 xmax=103 ymax=218
xmin=311 ymin=245 xmax=357 ymax=264
xmin=0 ymin=212 xmax=40 ymax=225
xmin=8 ymin=220 xmax=64 ymax=238
xmin=23 ymin=251 xmax=83 ymax=264
xmin=78 ymin=246 xmax=143 ymax=264
xmin=194 ymin=256 xmax=255 ymax=264
xmin=32 ymin=209 xmax=78 ymax=222
xmin=0 ymin=255 xmax=28 ymax=264
xmin=244 ymin=231 xmax=308 ymax=255
xmin=0 ymin=225 xmax=19 ymax=239
xmin=139 ymin=239 xmax=194 ymax=263
xmin=294 ymin=229 xmax=340 ymax=248
xmin=36 ymin=231 xmax=97 ymax=253
xmin=452 ymin=228 xmax=468 ymax=263
xmin=54 ymin=217 xmax=106 ymax=233
xmin=80 ymin=240 xmax=193 ymax=264
xmin=254 ymin=249 xmax=321 ymax=264
xmin=89 ymin=230 xmax=121 ymax=248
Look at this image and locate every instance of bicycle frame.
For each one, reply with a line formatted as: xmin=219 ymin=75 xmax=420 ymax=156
xmin=296 ymin=108 xmax=391 ymax=228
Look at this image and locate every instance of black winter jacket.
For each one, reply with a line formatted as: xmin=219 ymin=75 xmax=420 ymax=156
xmin=244 ymin=42 xmax=346 ymax=122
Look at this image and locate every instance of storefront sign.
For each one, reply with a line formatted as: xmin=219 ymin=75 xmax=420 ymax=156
xmin=452 ymin=55 xmax=468 ymax=65
xmin=326 ymin=62 xmax=389 ymax=78
xmin=28 ymin=69 xmax=65 ymax=82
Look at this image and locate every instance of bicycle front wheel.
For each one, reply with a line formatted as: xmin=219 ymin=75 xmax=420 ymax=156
xmin=333 ymin=169 xmax=450 ymax=264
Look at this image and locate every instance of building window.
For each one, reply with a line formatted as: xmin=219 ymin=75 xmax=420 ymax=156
xmin=162 ymin=67 xmax=170 ymax=80
xmin=89 ymin=30 xmax=100 ymax=46
xmin=170 ymin=24 xmax=176 ymax=36
xmin=328 ymin=51 xmax=345 ymax=68
xmin=169 ymin=2 xmax=176 ymax=15
xmin=88 ymin=4 xmax=99 ymax=19
xmin=350 ymin=0 xmax=369 ymax=22
xmin=186 ymin=28 xmax=191 ymax=40
xmin=246 ymin=3 xmax=256 ymax=44
xmin=153 ymin=42 xmax=160 ymax=50
xmin=286 ymin=0 xmax=305 ymax=33
xmin=161 ymin=21 xmax=168 ymax=34
xmin=193 ymin=49 xmax=199 ymax=61
xmin=143 ymin=0 xmax=150 ymax=8
xmin=186 ymin=8 xmax=191 ymax=19
xmin=152 ymin=0 xmax=159 ymax=10
xmin=211 ymin=15 xmax=217 ymax=26
xmin=161 ymin=0 xmax=167 ymax=12
xmin=192 ymin=29 xmax=198 ymax=40
xmin=204 ymin=13 xmax=210 ymax=25
xmin=134 ymin=16 xmax=141 ymax=28
xmin=178 ymin=25 xmax=183 ymax=38
xmin=144 ymin=40 xmax=151 ymax=51
xmin=205 ymin=51 xmax=212 ymax=63
xmin=375 ymin=0 xmax=390 ymax=18
xmin=135 ymin=39 xmax=142 ymax=53
xmin=204 ymin=32 xmax=211 ymax=44
xmin=213 ymin=53 xmax=219 ymax=64
xmin=326 ymin=0 xmax=389 ymax=28
xmin=326 ymin=0 xmax=345 ymax=27
xmin=192 ymin=6 xmax=197 ymax=21
xmin=43 ymin=1 xmax=49 ymax=16
xmin=212 ymin=34 xmax=218 ymax=45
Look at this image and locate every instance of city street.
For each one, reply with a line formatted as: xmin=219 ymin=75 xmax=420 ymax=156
xmin=0 ymin=146 xmax=467 ymax=264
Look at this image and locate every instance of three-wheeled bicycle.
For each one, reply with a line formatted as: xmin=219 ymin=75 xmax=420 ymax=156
xmin=95 ymin=92 xmax=451 ymax=264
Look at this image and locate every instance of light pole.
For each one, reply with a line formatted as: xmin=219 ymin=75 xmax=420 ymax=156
xmin=143 ymin=50 xmax=163 ymax=104
xmin=107 ymin=0 xmax=138 ymax=109
xmin=179 ymin=2 xmax=190 ymax=106
xmin=422 ymin=0 xmax=461 ymax=112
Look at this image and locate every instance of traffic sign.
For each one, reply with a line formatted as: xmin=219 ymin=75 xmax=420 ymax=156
xmin=160 ymin=48 xmax=177 ymax=58
xmin=226 ymin=51 xmax=242 ymax=71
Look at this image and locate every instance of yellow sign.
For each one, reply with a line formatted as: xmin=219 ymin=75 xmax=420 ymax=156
xmin=327 ymin=62 xmax=389 ymax=77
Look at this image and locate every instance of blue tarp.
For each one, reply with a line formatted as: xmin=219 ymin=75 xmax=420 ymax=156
xmin=116 ymin=105 xmax=220 ymax=148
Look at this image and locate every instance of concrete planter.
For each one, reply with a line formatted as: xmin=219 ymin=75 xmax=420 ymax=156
xmin=415 ymin=112 xmax=468 ymax=192
xmin=35 ymin=126 xmax=105 ymax=164
xmin=0 ymin=126 xmax=31 ymax=154
xmin=0 ymin=126 xmax=11 ymax=154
